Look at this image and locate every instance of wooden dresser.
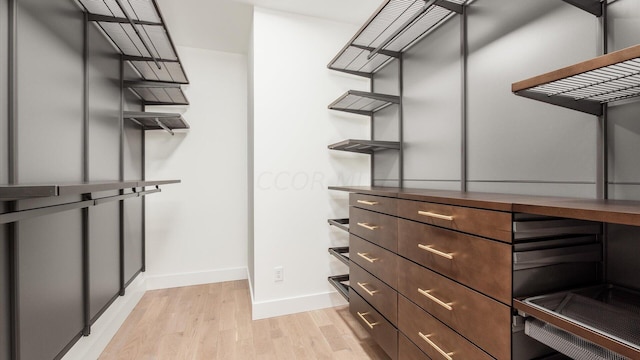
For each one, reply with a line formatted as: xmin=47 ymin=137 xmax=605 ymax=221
xmin=332 ymin=186 xmax=640 ymax=360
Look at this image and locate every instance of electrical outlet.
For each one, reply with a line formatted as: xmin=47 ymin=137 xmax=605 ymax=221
xmin=274 ymin=266 xmax=284 ymax=282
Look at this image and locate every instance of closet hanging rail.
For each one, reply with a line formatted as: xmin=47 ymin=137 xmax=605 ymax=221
xmin=327 ymin=0 xmax=465 ymax=77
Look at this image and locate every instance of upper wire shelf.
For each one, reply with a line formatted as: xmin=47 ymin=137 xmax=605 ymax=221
xmin=327 ymin=0 xmax=465 ymax=77
xmin=562 ymin=0 xmax=603 ymax=17
xmin=123 ymin=111 xmax=189 ymax=135
xmin=512 ymin=44 xmax=640 ymax=116
xmin=125 ymin=81 xmax=189 ymax=106
xmin=329 ymin=90 xmax=400 ymax=116
xmin=77 ymin=0 xmax=189 ymax=84
xmin=328 ymin=139 xmax=401 ymax=154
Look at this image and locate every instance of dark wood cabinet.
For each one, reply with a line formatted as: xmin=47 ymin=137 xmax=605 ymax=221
xmin=350 ymin=289 xmax=398 ymax=360
xmin=397 ymin=257 xmax=511 ymax=359
xmin=398 ymin=296 xmax=494 ymax=360
xmin=397 ymin=218 xmax=512 ymax=304
xmin=351 ymin=207 xmax=398 ymax=252
xmin=341 ymin=187 xmax=637 ymax=359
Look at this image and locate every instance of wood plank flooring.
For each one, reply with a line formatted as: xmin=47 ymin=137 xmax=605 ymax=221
xmin=99 ymin=280 xmax=390 ymax=360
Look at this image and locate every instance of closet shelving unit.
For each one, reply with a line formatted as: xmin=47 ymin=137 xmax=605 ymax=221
xmin=76 ymin=0 xmax=190 ymax=134
xmin=326 ymin=0 xmax=466 ymax=303
xmin=512 ymin=43 xmax=640 ymax=357
xmin=511 ymin=3 xmax=640 ymax=358
xmin=512 ymin=44 xmax=640 ymax=116
xmin=328 ymin=90 xmax=401 ymax=155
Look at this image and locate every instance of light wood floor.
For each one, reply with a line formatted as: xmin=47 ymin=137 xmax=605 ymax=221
xmin=99 ymin=280 xmax=390 ymax=359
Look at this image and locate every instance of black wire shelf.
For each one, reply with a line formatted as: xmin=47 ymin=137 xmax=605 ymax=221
xmin=512 ymin=44 xmax=640 ymax=116
xmin=327 ymin=0 xmax=465 ymax=77
xmin=328 ymin=247 xmax=350 ymax=266
xmin=328 ymin=218 xmax=350 ymax=232
xmin=124 ymin=111 xmax=189 ymax=135
xmin=562 ymin=0 xmax=602 ymax=17
xmin=328 ymin=275 xmax=350 ymax=301
xmin=329 ymin=90 xmax=400 ymax=116
xmin=77 ymin=0 xmax=189 ymax=84
xmin=125 ymin=81 xmax=189 ymax=106
xmin=328 ymin=139 xmax=401 ymax=154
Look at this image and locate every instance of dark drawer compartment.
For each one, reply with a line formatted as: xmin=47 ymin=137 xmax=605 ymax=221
xmin=398 ymin=218 xmax=512 ymax=304
xmin=350 ymin=289 xmax=398 ymax=360
xmin=398 ymin=296 xmax=493 ymax=360
xmin=350 ymin=261 xmax=397 ymax=326
xmin=398 ymin=199 xmax=511 ymax=242
xmin=350 ymin=207 xmax=398 ymax=252
xmin=350 ymin=234 xmax=398 ymax=289
xmin=398 ymin=257 xmax=511 ymax=359
xmin=350 ymin=193 xmax=397 ymax=216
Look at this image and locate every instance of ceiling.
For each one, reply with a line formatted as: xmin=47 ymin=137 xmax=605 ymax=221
xmin=156 ymin=0 xmax=381 ymax=54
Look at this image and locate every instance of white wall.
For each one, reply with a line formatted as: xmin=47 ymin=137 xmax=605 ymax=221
xmin=251 ymin=8 xmax=370 ymax=319
xmin=145 ymin=46 xmax=249 ymax=289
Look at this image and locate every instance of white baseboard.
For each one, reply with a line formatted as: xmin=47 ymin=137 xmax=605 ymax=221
xmin=62 ymin=275 xmax=147 ymax=360
xmin=145 ymin=267 xmax=248 ymax=290
xmin=251 ymin=290 xmax=348 ymax=320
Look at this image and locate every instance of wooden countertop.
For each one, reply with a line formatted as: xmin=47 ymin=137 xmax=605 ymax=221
xmin=329 ymin=186 xmax=640 ymax=226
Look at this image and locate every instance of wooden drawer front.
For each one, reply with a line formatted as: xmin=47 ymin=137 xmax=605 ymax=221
xmin=398 ymin=199 xmax=511 ymax=242
xmin=350 ymin=193 xmax=397 ymax=216
xmin=398 ymin=257 xmax=511 ymax=359
xmin=350 ymin=234 xmax=398 ymax=289
xmin=350 ymin=207 xmax=398 ymax=252
xmin=350 ymin=261 xmax=397 ymax=326
xmin=398 ymin=296 xmax=493 ymax=360
xmin=398 ymin=219 xmax=512 ymax=304
xmin=350 ymin=289 xmax=398 ymax=360
xmin=399 ymin=334 xmax=431 ymax=360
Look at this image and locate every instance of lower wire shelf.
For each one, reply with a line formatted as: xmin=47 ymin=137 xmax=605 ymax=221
xmin=328 ymin=275 xmax=349 ymax=302
xmin=515 ymin=284 xmax=640 ymax=359
xmin=328 ymin=218 xmax=350 ymax=232
xmin=328 ymin=247 xmax=349 ymax=266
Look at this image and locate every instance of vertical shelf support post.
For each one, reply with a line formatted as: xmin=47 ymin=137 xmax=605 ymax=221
xmin=460 ymin=5 xmax=468 ymax=192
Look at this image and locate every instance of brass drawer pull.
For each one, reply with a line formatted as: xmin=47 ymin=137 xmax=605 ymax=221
xmin=418 ymin=210 xmax=454 ymax=221
xmin=357 ymin=311 xmax=379 ymax=329
xmin=357 ymin=200 xmax=379 ymax=206
xmin=418 ymin=332 xmax=454 ymax=360
xmin=418 ymin=244 xmax=454 ymax=260
xmin=357 ymin=282 xmax=379 ymax=297
xmin=418 ymin=288 xmax=453 ymax=311
xmin=357 ymin=222 xmax=379 ymax=231
xmin=357 ymin=252 xmax=379 ymax=263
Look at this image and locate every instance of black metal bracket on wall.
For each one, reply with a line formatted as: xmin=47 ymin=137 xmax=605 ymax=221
xmin=460 ymin=5 xmax=468 ymax=192
xmin=81 ymin=11 xmax=92 ymax=338
xmin=597 ymin=2 xmax=608 ymax=201
xmin=8 ymin=0 xmax=19 ymax=358
xmin=119 ymin=56 xmax=126 ymax=297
